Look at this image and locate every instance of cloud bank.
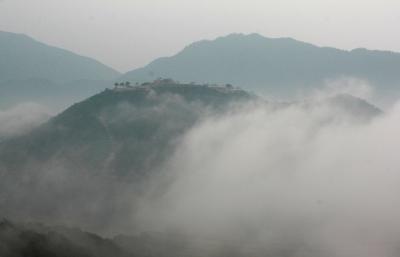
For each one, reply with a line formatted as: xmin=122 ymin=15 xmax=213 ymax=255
xmin=135 ymin=96 xmax=400 ymax=256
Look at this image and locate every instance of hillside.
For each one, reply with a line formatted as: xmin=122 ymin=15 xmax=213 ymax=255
xmin=122 ymin=33 xmax=400 ymax=98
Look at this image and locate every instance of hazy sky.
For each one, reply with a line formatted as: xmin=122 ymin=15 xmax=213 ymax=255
xmin=1 ymin=0 xmax=399 ymax=72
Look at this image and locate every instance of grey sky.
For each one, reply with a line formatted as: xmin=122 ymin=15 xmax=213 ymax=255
xmin=1 ymin=0 xmax=399 ymax=72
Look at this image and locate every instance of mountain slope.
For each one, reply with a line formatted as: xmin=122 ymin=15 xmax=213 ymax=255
xmin=122 ymin=33 xmax=400 ymax=97
xmin=0 ymin=81 xmax=252 ymax=176
xmin=0 ymin=31 xmax=121 ymax=109
xmin=0 ymin=31 xmax=120 ymax=82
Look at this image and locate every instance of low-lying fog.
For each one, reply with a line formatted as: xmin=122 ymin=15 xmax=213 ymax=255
xmin=2 ymin=81 xmax=400 ymax=256
xmin=0 ymin=103 xmax=52 ymax=141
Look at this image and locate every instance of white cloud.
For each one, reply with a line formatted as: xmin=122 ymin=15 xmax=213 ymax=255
xmin=0 ymin=103 xmax=51 ymax=140
xmin=135 ymin=95 xmax=400 ymax=256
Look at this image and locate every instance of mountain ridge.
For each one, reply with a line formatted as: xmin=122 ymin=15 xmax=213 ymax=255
xmin=121 ymin=33 xmax=400 ymax=100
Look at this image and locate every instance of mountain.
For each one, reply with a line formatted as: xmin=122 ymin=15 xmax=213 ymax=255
xmin=0 ymin=31 xmax=119 ymax=82
xmin=0 ymin=81 xmax=253 ymax=232
xmin=122 ymin=33 xmax=400 ymax=99
xmin=0 ymin=80 xmax=252 ymax=176
xmin=0 ymin=31 xmax=120 ymax=109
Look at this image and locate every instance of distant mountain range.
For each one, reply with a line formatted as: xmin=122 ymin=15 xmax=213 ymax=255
xmin=0 ymin=31 xmax=119 ymax=82
xmin=122 ymin=33 xmax=400 ymax=99
xmin=0 ymin=31 xmax=120 ymax=109
xmin=2 ymin=31 xmax=400 ymax=108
